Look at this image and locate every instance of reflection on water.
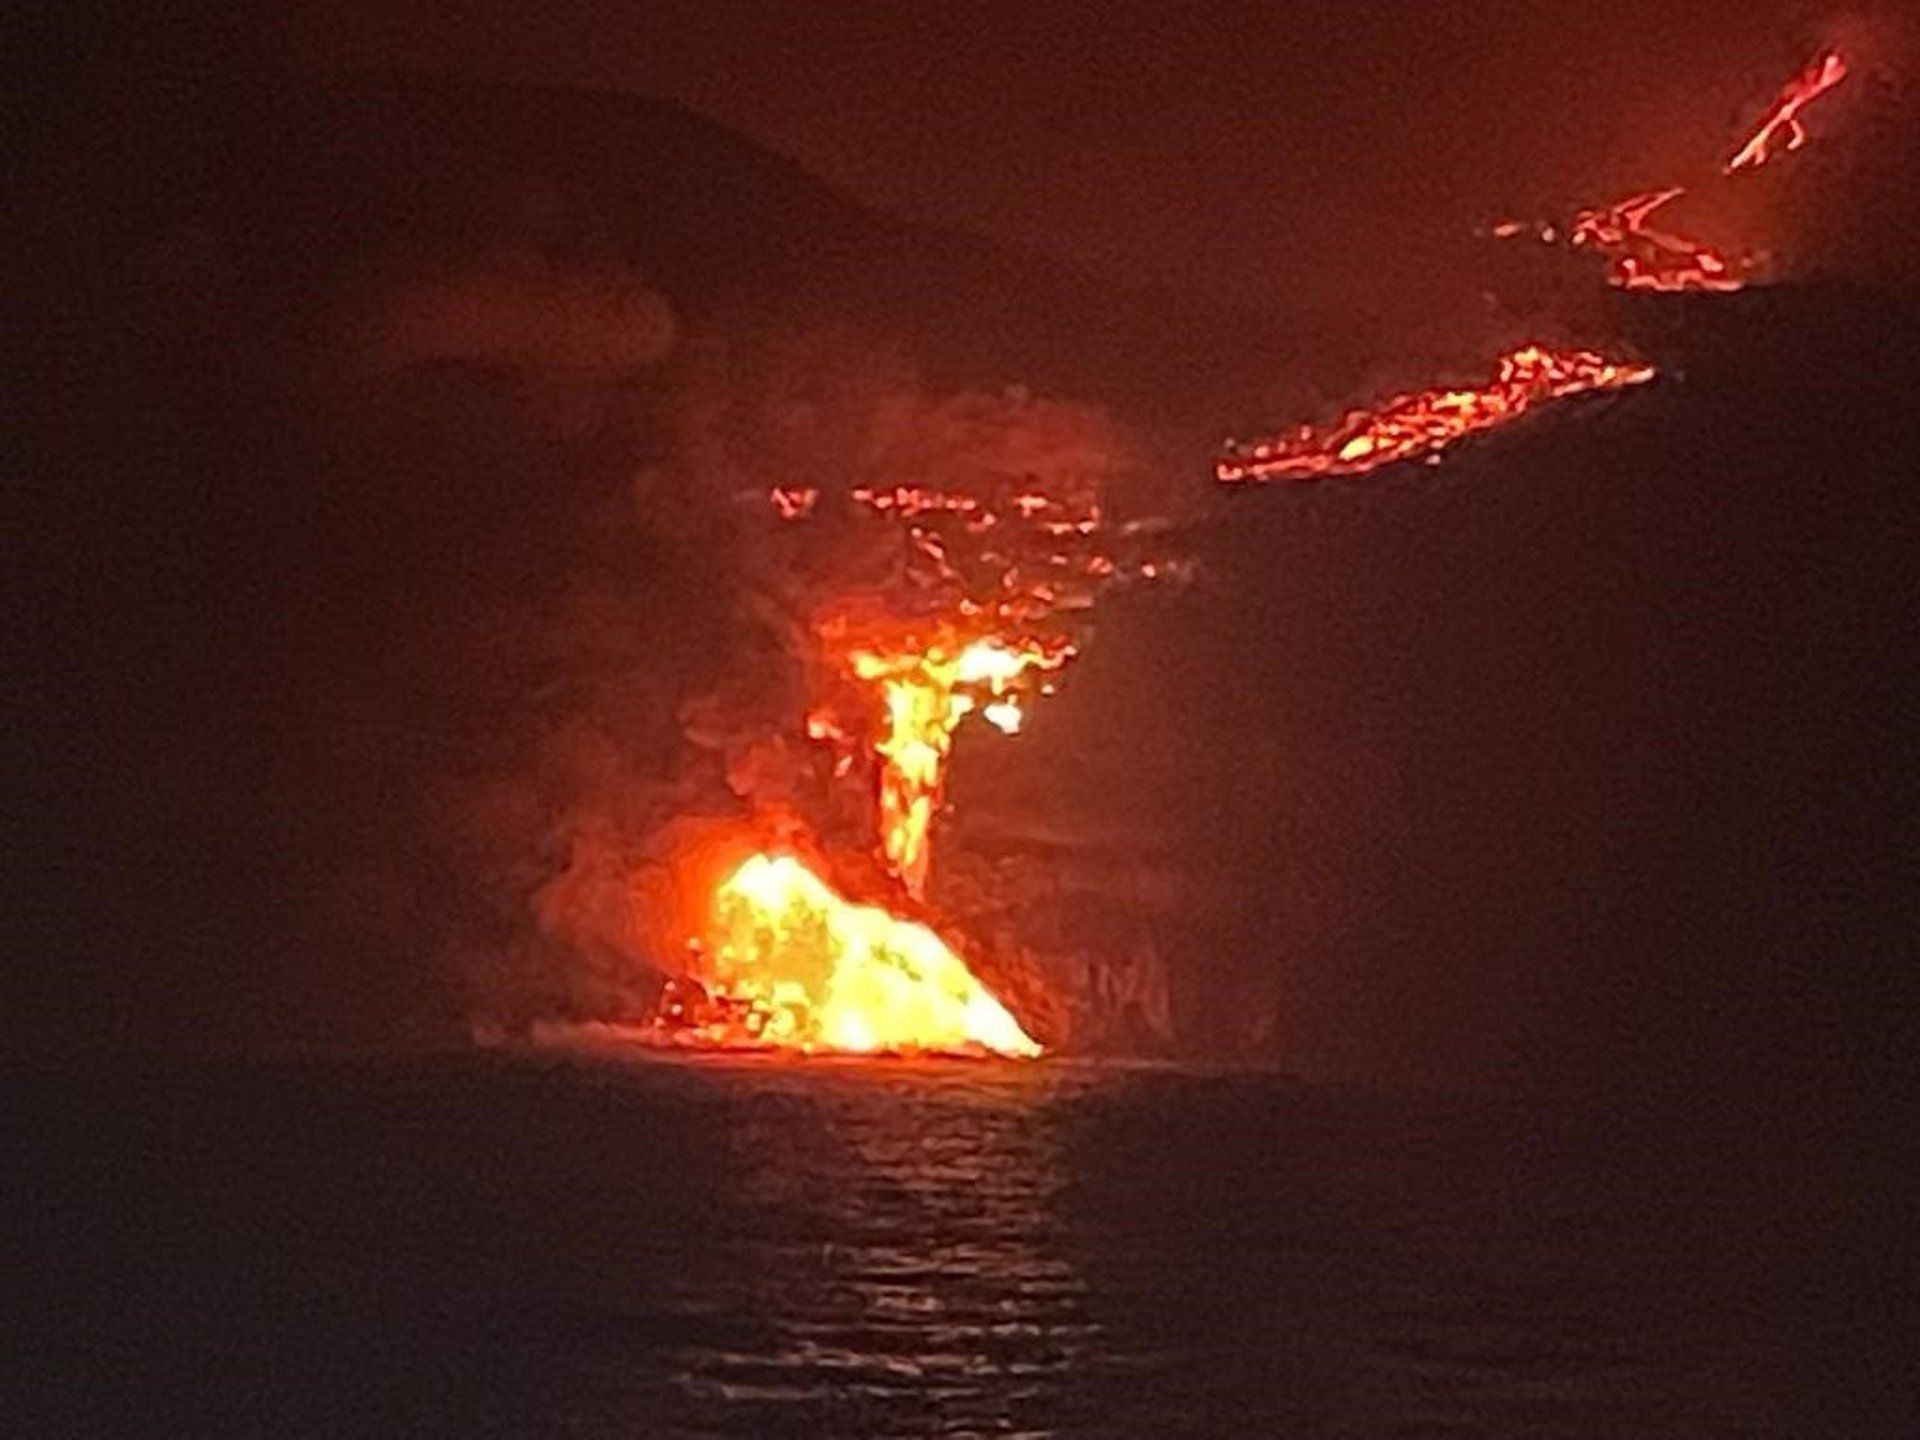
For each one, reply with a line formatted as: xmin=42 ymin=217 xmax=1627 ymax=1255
xmin=653 ymin=1058 xmax=1111 ymax=1436
xmin=5 ymin=1048 xmax=1904 ymax=1437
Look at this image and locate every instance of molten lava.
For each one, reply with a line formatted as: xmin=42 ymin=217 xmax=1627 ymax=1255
xmin=660 ymin=853 xmax=1041 ymax=1057
xmin=614 ymin=27 xmax=1851 ymax=1066
xmin=1489 ymin=47 xmax=1851 ymax=294
xmin=795 ymin=469 xmax=1160 ymax=895
xmin=841 ymin=632 xmax=1067 ymax=897
xmin=1216 ymin=344 xmax=1656 ymax=484
xmin=1500 ymin=186 xmax=1752 ymax=297
xmin=652 ymin=627 xmax=1057 ymax=1055
xmin=1569 ymin=187 xmax=1749 ymax=294
xmin=1726 ymin=49 xmax=1850 ymax=174
xmin=652 ymin=409 xmax=1170 ymax=1058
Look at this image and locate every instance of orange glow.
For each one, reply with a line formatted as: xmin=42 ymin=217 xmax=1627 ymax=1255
xmin=840 ymin=632 xmax=1066 ymax=896
xmin=1568 ymin=187 xmax=1749 ymax=294
xmin=1572 ymin=49 xmax=1851 ymax=289
xmin=769 ymin=485 xmax=818 ymax=519
xmin=651 ymin=620 xmax=1066 ymax=1059
xmin=659 ymin=853 xmax=1040 ymax=1057
xmin=1488 ymin=48 xmax=1851 ymax=293
xmin=1726 ymin=49 xmax=1850 ymax=174
xmin=1216 ymin=343 xmax=1656 ymax=484
xmin=789 ymin=467 xmax=1156 ymax=899
xmin=651 ymin=413 xmax=1172 ymax=1058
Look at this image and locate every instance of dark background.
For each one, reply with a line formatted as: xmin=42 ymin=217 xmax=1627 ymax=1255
xmin=11 ymin=3 xmax=1918 ymax=1104
xmin=273 ymin=0 xmax=1908 ymax=311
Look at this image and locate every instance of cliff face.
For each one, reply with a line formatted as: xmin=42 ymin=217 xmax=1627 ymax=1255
xmin=1013 ymin=286 xmax=1920 ymax=1083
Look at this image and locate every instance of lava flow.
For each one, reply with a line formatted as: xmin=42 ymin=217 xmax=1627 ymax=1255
xmin=645 ymin=35 xmax=1849 ymax=1059
xmin=1492 ymin=46 xmax=1851 ymax=294
xmin=1247 ymin=45 xmax=1858 ymax=484
xmin=1569 ymin=187 xmax=1748 ymax=294
xmin=1216 ymin=344 xmax=1655 ymax=484
xmin=653 ymin=433 xmax=1162 ymax=1057
xmin=656 ymin=853 xmax=1041 ymax=1057
xmin=801 ymin=475 xmax=1134 ymax=899
xmin=833 ymin=628 xmax=1068 ymax=898
xmin=1726 ymin=48 xmax=1850 ymax=173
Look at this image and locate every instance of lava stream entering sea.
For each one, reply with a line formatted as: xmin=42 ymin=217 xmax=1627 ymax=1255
xmin=636 ymin=37 xmax=1856 ymax=1061
xmin=651 ymin=456 xmax=1162 ymax=1058
xmin=655 ymin=853 xmax=1041 ymax=1057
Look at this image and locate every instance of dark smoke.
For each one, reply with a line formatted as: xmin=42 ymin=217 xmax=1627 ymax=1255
xmin=501 ymin=329 xmax=1166 ymax=1047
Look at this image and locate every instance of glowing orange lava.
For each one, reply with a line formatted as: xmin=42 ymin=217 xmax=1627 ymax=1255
xmin=1489 ymin=47 xmax=1850 ymax=293
xmin=1569 ymin=187 xmax=1749 ymax=294
xmin=658 ymin=853 xmax=1041 ymax=1057
xmin=1726 ymin=49 xmax=1849 ymax=174
xmin=1216 ymin=344 xmax=1656 ymax=484
xmin=634 ymin=31 xmax=1849 ymax=1064
xmin=654 ymin=425 xmax=1165 ymax=1057
xmin=793 ymin=472 xmax=1149 ymax=897
xmin=654 ymin=628 xmax=1057 ymax=1057
xmin=834 ymin=629 xmax=1068 ymax=896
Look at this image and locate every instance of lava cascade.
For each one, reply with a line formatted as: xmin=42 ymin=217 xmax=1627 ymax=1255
xmin=644 ymin=36 xmax=1856 ymax=1057
xmin=654 ymin=445 xmax=1165 ymax=1056
xmin=835 ymin=631 xmax=1067 ymax=898
xmin=655 ymin=854 xmax=1041 ymax=1057
xmin=797 ymin=475 xmax=1159 ymax=896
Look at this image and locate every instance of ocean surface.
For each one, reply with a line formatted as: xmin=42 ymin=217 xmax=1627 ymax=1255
xmin=6 ymin=1045 xmax=1908 ymax=1437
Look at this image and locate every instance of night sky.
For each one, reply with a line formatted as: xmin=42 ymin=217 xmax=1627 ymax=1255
xmin=277 ymin=0 xmax=1868 ymax=310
